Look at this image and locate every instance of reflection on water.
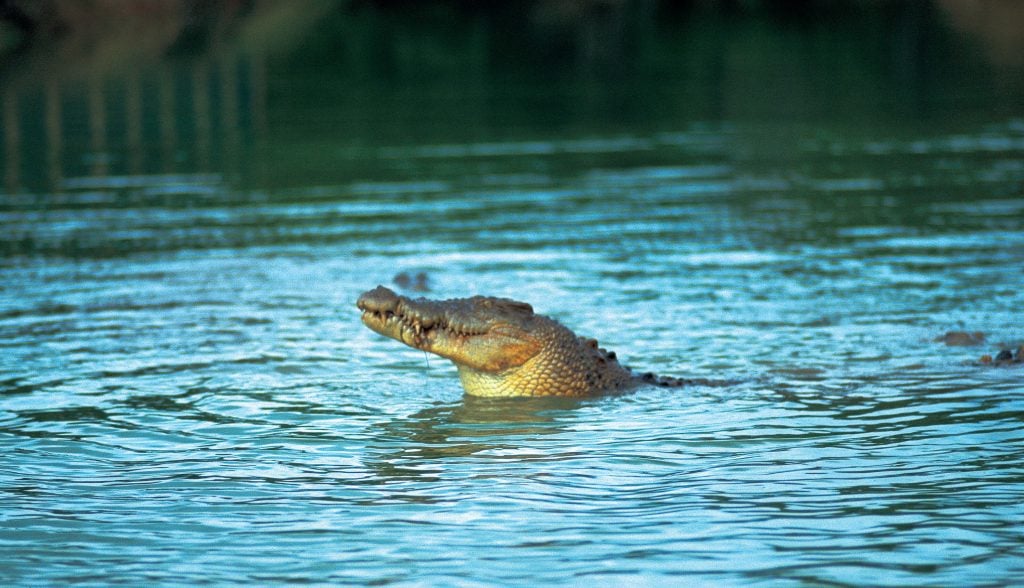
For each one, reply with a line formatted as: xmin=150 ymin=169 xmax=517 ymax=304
xmin=1 ymin=55 xmax=265 ymax=199
xmin=2 ymin=2 xmax=1024 ymax=586
xmin=366 ymin=397 xmax=582 ymax=483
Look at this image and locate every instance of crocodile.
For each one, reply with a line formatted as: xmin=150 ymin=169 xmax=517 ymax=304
xmin=357 ymin=285 xmax=717 ymax=397
xmin=979 ymin=347 xmax=1024 ymax=366
xmin=936 ymin=331 xmax=1024 ymax=366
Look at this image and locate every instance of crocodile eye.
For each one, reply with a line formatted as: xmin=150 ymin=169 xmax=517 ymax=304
xmin=502 ymin=300 xmax=533 ymax=316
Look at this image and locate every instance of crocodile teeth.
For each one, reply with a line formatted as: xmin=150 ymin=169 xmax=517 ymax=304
xmin=371 ymin=305 xmax=484 ymax=338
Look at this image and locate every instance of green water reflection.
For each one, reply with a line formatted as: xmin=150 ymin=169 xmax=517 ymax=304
xmin=2 ymin=1 xmax=1022 ymax=201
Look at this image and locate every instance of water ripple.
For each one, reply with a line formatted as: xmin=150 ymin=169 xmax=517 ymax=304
xmin=3 ymin=121 xmax=1024 ymax=585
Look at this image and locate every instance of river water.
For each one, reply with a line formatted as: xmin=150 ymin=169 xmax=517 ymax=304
xmin=2 ymin=3 xmax=1024 ymax=586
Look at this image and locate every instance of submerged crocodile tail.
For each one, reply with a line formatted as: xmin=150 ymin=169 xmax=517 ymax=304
xmin=639 ymin=371 xmax=734 ymax=388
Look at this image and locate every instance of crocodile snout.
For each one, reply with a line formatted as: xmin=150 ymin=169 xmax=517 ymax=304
xmin=357 ymin=285 xmax=400 ymax=314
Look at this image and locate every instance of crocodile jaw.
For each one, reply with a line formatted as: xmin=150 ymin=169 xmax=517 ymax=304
xmin=357 ymin=286 xmax=543 ymax=374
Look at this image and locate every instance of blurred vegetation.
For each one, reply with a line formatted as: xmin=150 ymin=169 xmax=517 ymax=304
xmin=1 ymin=0 xmax=1022 ymax=194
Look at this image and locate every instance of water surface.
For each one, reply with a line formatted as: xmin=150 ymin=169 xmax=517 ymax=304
xmin=2 ymin=4 xmax=1024 ymax=586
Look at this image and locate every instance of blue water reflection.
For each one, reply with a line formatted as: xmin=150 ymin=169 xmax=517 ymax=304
xmin=3 ymin=2 xmax=1024 ymax=586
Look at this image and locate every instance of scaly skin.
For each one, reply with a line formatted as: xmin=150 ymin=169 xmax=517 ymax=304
xmin=357 ymin=286 xmax=701 ymax=397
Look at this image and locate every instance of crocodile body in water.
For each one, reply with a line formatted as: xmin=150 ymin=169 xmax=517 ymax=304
xmin=357 ymin=285 xmax=717 ymax=397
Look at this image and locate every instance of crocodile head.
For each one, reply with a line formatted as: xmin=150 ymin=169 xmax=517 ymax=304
xmin=357 ymin=285 xmax=607 ymax=396
xmin=358 ymin=285 xmax=545 ymax=372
